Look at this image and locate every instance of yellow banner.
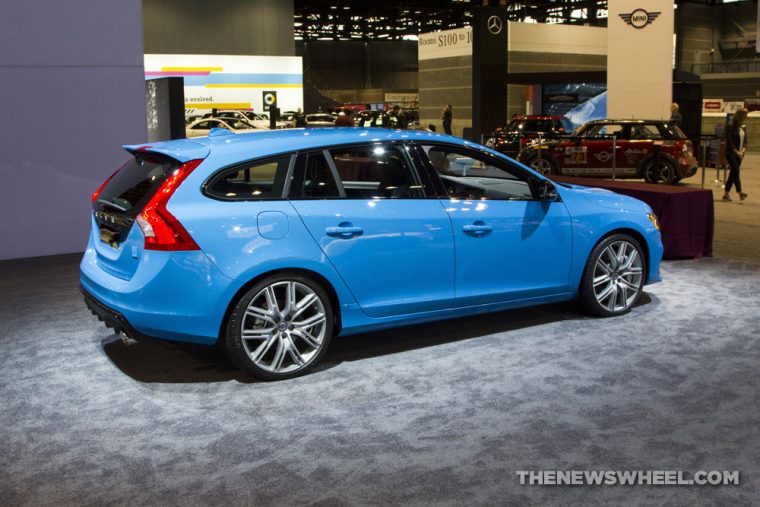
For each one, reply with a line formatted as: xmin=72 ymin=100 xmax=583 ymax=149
xmin=185 ymin=102 xmax=252 ymax=109
xmin=204 ymin=84 xmax=303 ymax=89
xmin=162 ymin=67 xmax=223 ymax=72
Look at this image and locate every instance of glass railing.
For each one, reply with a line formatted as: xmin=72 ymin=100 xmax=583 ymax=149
xmin=691 ymin=61 xmax=760 ymax=74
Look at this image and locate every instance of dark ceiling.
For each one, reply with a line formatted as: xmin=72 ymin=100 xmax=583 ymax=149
xmin=294 ymin=0 xmax=735 ymax=41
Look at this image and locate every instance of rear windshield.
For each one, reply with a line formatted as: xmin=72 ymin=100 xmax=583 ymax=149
xmin=94 ymin=154 xmax=180 ymax=218
xmin=663 ymin=123 xmax=687 ymax=139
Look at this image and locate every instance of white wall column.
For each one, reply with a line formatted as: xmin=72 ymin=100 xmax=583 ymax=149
xmin=607 ymin=0 xmax=674 ymax=119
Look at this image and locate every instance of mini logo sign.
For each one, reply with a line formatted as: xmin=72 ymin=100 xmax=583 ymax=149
xmin=593 ymin=152 xmax=613 ymax=163
xmin=619 ymin=9 xmax=660 ymax=29
xmin=487 ymin=15 xmax=502 ymax=35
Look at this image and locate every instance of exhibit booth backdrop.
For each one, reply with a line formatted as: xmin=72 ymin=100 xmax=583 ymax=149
xmin=0 ymin=0 xmax=147 ymax=261
xmin=144 ymin=54 xmax=304 ymax=116
xmin=418 ymin=22 xmax=606 ymax=137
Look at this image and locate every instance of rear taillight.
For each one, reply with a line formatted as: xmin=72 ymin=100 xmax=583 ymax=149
xmin=136 ymin=159 xmax=203 ymax=251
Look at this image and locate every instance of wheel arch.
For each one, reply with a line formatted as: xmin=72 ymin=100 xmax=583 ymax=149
xmin=218 ymin=267 xmax=343 ymax=346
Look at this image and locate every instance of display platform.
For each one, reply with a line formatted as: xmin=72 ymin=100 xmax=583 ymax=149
xmin=551 ymin=176 xmax=714 ymax=260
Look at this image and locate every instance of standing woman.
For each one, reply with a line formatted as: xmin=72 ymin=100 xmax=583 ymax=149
xmin=441 ymin=104 xmax=453 ymax=135
xmin=723 ymin=108 xmax=749 ymax=201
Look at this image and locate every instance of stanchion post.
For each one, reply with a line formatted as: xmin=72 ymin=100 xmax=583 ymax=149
xmin=700 ymin=138 xmax=707 ymax=189
xmin=612 ymin=135 xmax=617 ymax=182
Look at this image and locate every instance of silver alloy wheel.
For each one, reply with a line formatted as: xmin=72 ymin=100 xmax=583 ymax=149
xmin=241 ymin=281 xmax=327 ymax=374
xmin=530 ymin=158 xmax=553 ymax=175
xmin=592 ymin=240 xmax=643 ymax=312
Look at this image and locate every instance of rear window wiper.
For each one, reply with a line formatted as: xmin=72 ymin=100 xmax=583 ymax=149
xmin=97 ymin=199 xmax=127 ymax=212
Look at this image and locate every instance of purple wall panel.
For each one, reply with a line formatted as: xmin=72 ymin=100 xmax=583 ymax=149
xmin=0 ymin=0 xmax=147 ymax=260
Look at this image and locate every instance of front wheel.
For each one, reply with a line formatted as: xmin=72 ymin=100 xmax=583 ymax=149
xmin=579 ymin=234 xmax=646 ymax=317
xmin=225 ymin=274 xmax=334 ymax=380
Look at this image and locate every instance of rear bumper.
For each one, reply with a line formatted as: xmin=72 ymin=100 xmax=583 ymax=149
xmin=679 ymin=155 xmax=699 ymax=178
xmin=80 ymin=232 xmax=240 ymax=346
xmin=81 ymin=285 xmax=154 ymax=342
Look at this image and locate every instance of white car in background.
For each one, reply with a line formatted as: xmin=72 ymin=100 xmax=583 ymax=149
xmin=305 ymin=114 xmax=337 ymax=127
xmin=185 ymin=117 xmax=260 ymax=138
xmin=214 ymin=110 xmax=293 ymax=129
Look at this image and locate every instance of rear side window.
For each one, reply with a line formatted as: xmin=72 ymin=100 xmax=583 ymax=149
xmin=661 ymin=123 xmax=686 ymax=139
xmin=300 ymin=152 xmax=340 ymax=198
xmin=95 ymin=154 xmax=180 ymax=219
xmin=630 ymin=124 xmax=663 ymax=139
xmin=205 ymin=155 xmax=292 ymax=200
xmin=330 ymin=144 xmax=424 ymax=199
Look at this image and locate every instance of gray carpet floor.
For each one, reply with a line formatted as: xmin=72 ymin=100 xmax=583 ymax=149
xmin=1 ymin=253 xmax=759 ymax=506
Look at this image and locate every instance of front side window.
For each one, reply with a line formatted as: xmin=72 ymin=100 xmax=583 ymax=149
xmin=581 ymin=124 xmax=625 ymax=138
xmin=205 ymin=155 xmax=291 ymax=200
xmin=330 ymin=144 xmax=424 ymax=199
xmin=420 ymin=144 xmax=535 ymax=200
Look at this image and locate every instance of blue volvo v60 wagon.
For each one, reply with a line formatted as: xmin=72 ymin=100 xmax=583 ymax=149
xmin=81 ymin=128 xmax=662 ymax=380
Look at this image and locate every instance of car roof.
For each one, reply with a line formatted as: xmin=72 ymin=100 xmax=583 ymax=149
xmin=512 ymin=115 xmax=564 ymax=120
xmin=126 ymin=128 xmax=476 ymax=164
xmin=584 ymin=119 xmax=668 ymax=125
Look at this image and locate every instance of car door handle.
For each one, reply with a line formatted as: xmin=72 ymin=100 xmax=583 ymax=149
xmin=325 ymin=223 xmax=364 ymax=238
xmin=462 ymin=221 xmax=493 ymax=236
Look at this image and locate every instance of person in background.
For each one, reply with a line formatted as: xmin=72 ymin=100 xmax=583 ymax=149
xmin=441 ymin=104 xmax=453 ymax=135
xmin=294 ymin=108 xmax=306 ymax=128
xmin=670 ymin=103 xmax=683 ymax=130
xmin=381 ymin=107 xmax=393 ymax=128
xmin=723 ymin=107 xmax=749 ymax=202
xmin=334 ymin=109 xmax=354 ymax=127
xmin=394 ymin=105 xmax=409 ymax=129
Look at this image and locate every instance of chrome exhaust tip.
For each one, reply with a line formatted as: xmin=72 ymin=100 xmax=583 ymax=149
xmin=120 ymin=331 xmax=137 ymax=346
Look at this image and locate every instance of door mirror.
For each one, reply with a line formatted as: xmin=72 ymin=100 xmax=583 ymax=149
xmin=538 ymin=180 xmax=558 ymax=201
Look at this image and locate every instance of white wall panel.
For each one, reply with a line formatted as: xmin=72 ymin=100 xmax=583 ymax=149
xmin=607 ymin=0 xmax=674 ymax=119
xmin=508 ymin=22 xmax=606 ymax=55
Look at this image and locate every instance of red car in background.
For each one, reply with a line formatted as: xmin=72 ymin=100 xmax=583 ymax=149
xmin=485 ymin=115 xmax=573 ymax=157
xmin=516 ymin=119 xmax=698 ymax=184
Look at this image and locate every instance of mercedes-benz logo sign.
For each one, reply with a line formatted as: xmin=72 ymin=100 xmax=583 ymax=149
xmin=487 ymin=15 xmax=502 ymax=35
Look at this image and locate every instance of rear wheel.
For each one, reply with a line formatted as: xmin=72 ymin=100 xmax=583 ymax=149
xmin=225 ymin=274 xmax=333 ymax=380
xmin=579 ymin=234 xmax=646 ymax=317
xmin=643 ymin=158 xmax=676 ymax=184
xmin=527 ymin=155 xmax=557 ymax=176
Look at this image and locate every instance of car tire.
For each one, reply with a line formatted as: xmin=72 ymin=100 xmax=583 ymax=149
xmin=642 ymin=158 xmax=676 ymax=184
xmin=579 ymin=234 xmax=646 ymax=318
xmin=224 ymin=273 xmax=334 ymax=381
xmin=526 ymin=154 xmax=557 ymax=176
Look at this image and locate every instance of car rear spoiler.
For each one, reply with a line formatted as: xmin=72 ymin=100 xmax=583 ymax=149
xmin=123 ymin=139 xmax=210 ymax=163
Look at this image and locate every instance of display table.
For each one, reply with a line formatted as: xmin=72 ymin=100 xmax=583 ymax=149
xmin=551 ymin=176 xmax=714 ymax=260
